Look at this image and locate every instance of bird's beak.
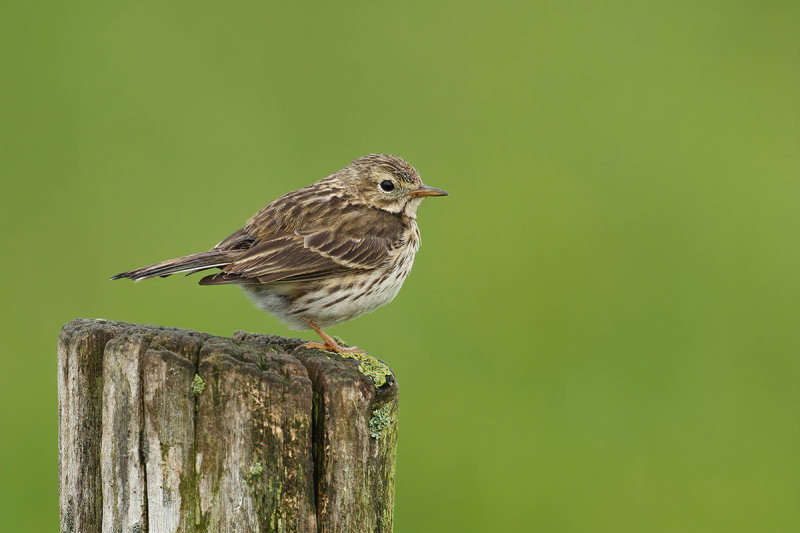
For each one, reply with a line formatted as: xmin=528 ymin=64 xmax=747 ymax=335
xmin=410 ymin=184 xmax=448 ymax=198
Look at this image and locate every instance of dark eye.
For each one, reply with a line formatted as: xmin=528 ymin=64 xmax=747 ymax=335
xmin=380 ymin=180 xmax=395 ymax=192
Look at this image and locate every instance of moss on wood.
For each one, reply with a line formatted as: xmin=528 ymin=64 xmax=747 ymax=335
xmin=59 ymin=319 xmax=399 ymax=533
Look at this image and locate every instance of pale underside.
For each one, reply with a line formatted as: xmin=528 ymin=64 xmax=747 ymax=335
xmin=242 ymin=233 xmax=418 ymax=329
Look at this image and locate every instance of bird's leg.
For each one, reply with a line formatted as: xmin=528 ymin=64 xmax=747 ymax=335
xmin=300 ymin=318 xmax=362 ymax=354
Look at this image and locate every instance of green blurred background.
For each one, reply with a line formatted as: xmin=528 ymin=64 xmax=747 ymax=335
xmin=2 ymin=1 xmax=799 ymax=531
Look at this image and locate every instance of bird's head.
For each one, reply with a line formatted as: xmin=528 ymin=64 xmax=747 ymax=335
xmin=340 ymin=154 xmax=447 ymax=217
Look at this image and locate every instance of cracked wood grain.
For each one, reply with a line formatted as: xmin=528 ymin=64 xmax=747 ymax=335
xmin=58 ymin=319 xmax=398 ymax=533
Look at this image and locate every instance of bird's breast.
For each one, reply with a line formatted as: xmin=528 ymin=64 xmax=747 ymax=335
xmin=287 ymin=230 xmax=420 ymax=328
xmin=243 ymin=223 xmax=422 ymax=330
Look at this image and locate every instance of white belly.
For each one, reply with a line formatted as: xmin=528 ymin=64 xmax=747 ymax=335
xmin=241 ymin=246 xmax=417 ymax=329
xmin=290 ymin=251 xmax=416 ymax=328
xmin=242 ymin=224 xmax=421 ymax=330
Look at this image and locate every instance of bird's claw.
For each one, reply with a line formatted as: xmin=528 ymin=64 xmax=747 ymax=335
xmin=298 ymin=340 xmax=363 ymax=355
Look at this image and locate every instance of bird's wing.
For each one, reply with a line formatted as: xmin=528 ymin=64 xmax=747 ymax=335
xmin=199 ymin=229 xmax=398 ymax=285
xmin=201 ymin=182 xmax=407 ymax=286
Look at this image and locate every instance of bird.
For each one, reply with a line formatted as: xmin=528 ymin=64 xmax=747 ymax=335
xmin=112 ymin=154 xmax=447 ymax=354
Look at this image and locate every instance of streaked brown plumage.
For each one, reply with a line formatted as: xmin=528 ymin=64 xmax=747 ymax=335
xmin=112 ymin=154 xmax=447 ymax=353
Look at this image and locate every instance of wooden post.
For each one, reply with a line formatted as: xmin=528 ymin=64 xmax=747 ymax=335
xmin=58 ymin=319 xmax=398 ymax=533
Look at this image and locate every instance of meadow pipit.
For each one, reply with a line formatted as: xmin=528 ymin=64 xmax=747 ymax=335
xmin=112 ymin=154 xmax=447 ymax=353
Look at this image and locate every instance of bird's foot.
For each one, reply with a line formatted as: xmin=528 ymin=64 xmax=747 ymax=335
xmin=300 ymin=318 xmax=364 ymax=354
xmin=336 ymin=344 xmax=363 ymax=354
xmin=299 ymin=340 xmax=363 ymax=354
xmin=298 ymin=341 xmax=329 ymax=352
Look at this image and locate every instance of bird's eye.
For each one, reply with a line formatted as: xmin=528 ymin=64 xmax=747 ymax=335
xmin=380 ymin=180 xmax=395 ymax=192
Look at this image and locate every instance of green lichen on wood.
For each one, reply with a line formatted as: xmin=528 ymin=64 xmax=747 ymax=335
xmin=60 ymin=320 xmax=396 ymax=532
xmin=340 ymin=351 xmax=392 ymax=388
xmin=368 ymin=404 xmax=394 ymax=439
xmin=247 ymin=461 xmax=264 ymax=485
xmin=190 ymin=374 xmax=205 ymax=396
xmin=177 ymin=461 xmax=202 ymax=529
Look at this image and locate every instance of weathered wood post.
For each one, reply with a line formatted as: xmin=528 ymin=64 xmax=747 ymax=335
xmin=58 ymin=319 xmax=398 ymax=533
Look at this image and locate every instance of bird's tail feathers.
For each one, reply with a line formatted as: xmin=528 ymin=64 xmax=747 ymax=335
xmin=111 ymin=250 xmax=231 ymax=281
